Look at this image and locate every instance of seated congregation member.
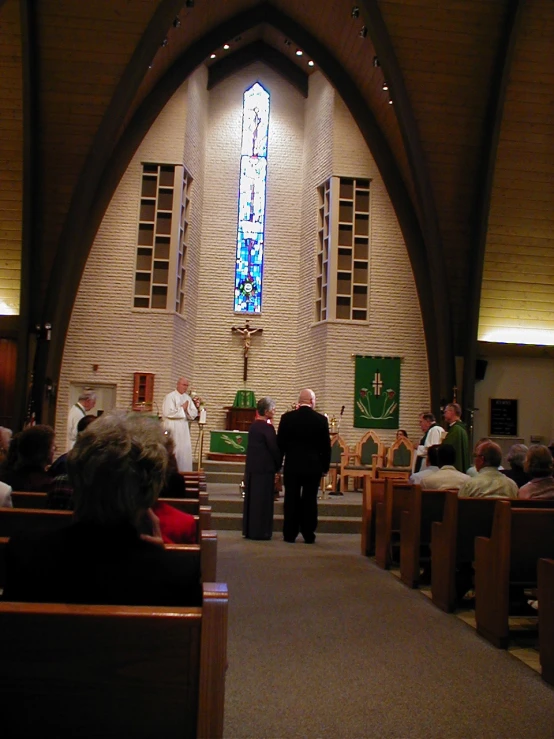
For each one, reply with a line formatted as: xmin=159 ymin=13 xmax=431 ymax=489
xmin=420 ymin=444 xmax=470 ymax=490
xmin=150 ymin=500 xmax=197 ymax=544
xmin=518 ymin=445 xmax=554 ymax=500
xmin=0 ymin=480 xmax=12 ymax=508
xmin=458 ymin=440 xmax=518 ymax=499
xmin=409 ymin=444 xmax=440 ymax=485
xmin=49 ymin=415 xmax=97 ymax=478
xmin=0 ymin=425 xmax=55 ymax=492
xmin=3 ymin=412 xmax=202 ymax=607
xmin=243 ymin=396 xmax=282 ymax=540
xmin=160 ymin=433 xmax=188 ymax=499
xmin=501 ymin=443 xmax=530 ymax=488
xmin=465 ymin=437 xmax=496 ymax=477
xmin=0 ymin=426 xmax=12 ymax=468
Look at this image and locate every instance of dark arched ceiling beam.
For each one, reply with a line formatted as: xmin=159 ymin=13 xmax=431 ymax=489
xmin=15 ymin=0 xmax=40 ymax=429
xmin=462 ymin=0 xmax=524 ymax=432
xmin=42 ymin=1 xmax=443 ymax=420
xmin=37 ymin=0 xmax=186 ymax=422
xmin=208 ymin=40 xmax=309 ymax=97
xmin=359 ymin=0 xmax=453 ymax=410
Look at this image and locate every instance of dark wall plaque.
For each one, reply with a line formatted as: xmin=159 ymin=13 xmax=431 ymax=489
xmin=489 ymin=398 xmax=518 ymax=437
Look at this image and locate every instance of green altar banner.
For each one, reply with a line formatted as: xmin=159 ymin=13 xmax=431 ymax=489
xmin=354 ymin=356 xmax=400 ymax=429
xmin=210 ymin=430 xmax=249 ymax=454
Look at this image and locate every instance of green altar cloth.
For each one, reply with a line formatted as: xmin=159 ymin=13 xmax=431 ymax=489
xmin=233 ymin=390 xmax=256 ymax=408
xmin=210 ymin=430 xmax=249 ymax=454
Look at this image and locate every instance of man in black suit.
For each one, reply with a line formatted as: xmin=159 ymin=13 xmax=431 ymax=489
xmin=277 ymin=388 xmax=331 ymax=544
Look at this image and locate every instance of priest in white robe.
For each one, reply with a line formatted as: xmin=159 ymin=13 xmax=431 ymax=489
xmin=162 ymin=377 xmax=198 ymax=472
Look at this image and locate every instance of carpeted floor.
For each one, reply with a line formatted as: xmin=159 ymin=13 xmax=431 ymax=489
xmin=217 ymin=530 xmax=554 ymax=739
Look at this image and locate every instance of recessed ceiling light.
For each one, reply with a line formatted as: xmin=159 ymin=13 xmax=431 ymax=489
xmin=308 ymin=60 xmax=315 ymax=67
xmin=296 ymin=49 xmax=303 ymax=56
xmin=210 ymin=53 xmax=216 ymax=59
xmin=388 ymin=99 xmax=393 ymax=104
xmin=223 ymin=43 xmax=230 ymax=50
xmin=382 ymin=81 xmax=389 ymax=90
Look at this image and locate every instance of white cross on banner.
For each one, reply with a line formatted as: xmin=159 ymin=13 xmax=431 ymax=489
xmin=372 ymin=372 xmax=383 ymax=396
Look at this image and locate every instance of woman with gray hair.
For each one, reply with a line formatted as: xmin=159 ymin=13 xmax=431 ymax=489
xmin=3 ymin=412 xmax=202 ymax=606
xmin=518 ymin=445 xmax=554 ymax=500
xmin=242 ymin=397 xmax=282 ymax=540
xmin=502 ymin=443 xmax=530 ymax=488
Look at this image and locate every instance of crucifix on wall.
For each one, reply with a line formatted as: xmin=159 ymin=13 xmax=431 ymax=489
xmin=231 ymin=320 xmax=263 ymax=381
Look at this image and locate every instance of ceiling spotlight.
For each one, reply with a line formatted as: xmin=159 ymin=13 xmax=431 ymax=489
xmin=359 ymin=26 xmax=368 ymax=38
xmin=296 ymin=49 xmax=303 ymax=56
xmin=308 ymin=60 xmax=315 ymax=67
xmin=185 ymin=0 xmax=195 ymax=7
xmin=161 ymin=37 xmax=168 ymax=47
xmin=210 ymin=53 xmax=216 ymax=59
xmin=223 ymin=43 xmax=230 ymax=50
xmin=373 ymin=56 xmax=380 ymax=67
xmin=388 ymin=99 xmax=393 ymax=105
xmin=172 ymin=17 xmax=181 ymax=28
xmin=351 ymin=6 xmax=360 ymax=18
xmin=382 ymin=81 xmax=389 ymax=90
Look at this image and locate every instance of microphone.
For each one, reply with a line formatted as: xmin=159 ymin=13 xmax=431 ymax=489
xmin=340 ymin=405 xmax=345 ymax=416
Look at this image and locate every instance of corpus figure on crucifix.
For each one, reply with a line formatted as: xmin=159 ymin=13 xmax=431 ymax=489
xmin=232 ymin=320 xmax=263 ymax=381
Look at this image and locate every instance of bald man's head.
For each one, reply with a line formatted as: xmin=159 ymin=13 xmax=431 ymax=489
xmin=298 ymin=388 xmax=316 ymax=408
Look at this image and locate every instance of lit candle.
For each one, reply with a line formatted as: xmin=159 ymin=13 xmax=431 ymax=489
xmin=199 ymin=408 xmax=207 ymax=424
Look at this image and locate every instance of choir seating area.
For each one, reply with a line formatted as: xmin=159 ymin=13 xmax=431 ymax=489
xmin=362 ymin=479 xmax=554 ymax=687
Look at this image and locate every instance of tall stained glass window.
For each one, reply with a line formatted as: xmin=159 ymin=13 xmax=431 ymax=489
xmin=234 ymin=83 xmax=270 ymax=313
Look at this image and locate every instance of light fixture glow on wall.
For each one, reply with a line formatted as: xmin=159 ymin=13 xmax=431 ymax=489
xmin=0 ymin=299 xmax=18 ymax=315
xmin=481 ymin=328 xmax=554 ymax=346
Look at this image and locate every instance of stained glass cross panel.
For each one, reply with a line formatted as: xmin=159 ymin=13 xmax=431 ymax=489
xmin=234 ymin=83 xmax=270 ymax=313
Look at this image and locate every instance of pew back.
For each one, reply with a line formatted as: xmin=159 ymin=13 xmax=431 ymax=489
xmin=432 ymin=495 xmax=554 ymax=612
xmin=399 ymin=487 xmax=450 ymax=588
xmin=361 ymin=477 xmax=385 ymax=556
xmin=0 ymin=582 xmax=228 ymax=739
xmin=475 ymin=503 xmax=554 ymax=647
xmin=538 ymin=558 xmax=554 ymax=686
xmin=375 ymin=479 xmax=412 ymax=569
xmin=0 ymin=530 xmax=217 ymax=587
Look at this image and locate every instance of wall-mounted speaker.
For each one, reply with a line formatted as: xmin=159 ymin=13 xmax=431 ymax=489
xmin=475 ymin=359 xmax=488 ymax=381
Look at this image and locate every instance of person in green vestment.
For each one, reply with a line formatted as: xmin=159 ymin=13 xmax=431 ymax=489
xmin=442 ymin=403 xmax=469 ymax=473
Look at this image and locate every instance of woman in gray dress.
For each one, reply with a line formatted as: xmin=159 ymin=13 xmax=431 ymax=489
xmin=242 ymin=397 xmax=282 ymax=540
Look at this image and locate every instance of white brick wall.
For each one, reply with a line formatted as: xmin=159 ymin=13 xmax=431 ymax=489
xmin=57 ymin=63 xmax=430 ymax=452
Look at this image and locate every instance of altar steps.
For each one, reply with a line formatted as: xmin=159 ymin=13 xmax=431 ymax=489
xmin=206 ymin=482 xmax=363 ymax=535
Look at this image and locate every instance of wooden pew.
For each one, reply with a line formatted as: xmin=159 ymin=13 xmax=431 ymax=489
xmin=432 ymin=495 xmax=554 ymax=613
xmin=361 ymin=476 xmax=385 ymax=556
xmin=475 ymin=503 xmax=554 ymax=648
xmin=0 ymin=581 xmax=228 ymax=739
xmin=12 ymin=490 xmax=209 ymax=513
xmin=0 ymin=526 xmax=218 ymax=587
xmin=10 ymin=491 xmax=49 ymax=509
xmin=399 ymin=487 xmax=451 ymax=588
xmin=374 ymin=479 xmax=413 ymax=569
xmin=538 ymin=558 xmax=554 ymax=686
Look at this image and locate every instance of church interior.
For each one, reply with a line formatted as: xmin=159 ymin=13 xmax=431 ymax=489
xmin=1 ymin=0 xmax=553 ymax=448
xmin=1 ymin=1 xmax=554 ymax=734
